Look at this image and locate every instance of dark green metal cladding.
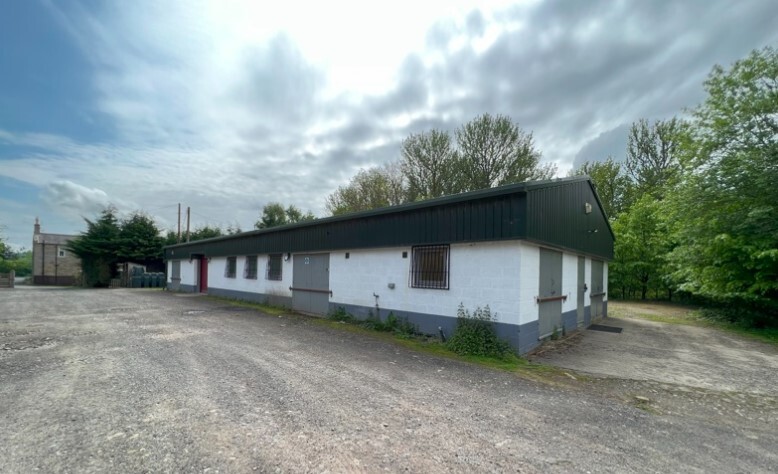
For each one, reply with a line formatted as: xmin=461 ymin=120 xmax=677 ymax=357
xmin=525 ymin=179 xmax=614 ymax=259
xmin=165 ymin=176 xmax=614 ymax=261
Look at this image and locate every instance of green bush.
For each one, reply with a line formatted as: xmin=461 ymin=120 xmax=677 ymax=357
xmin=328 ymin=307 xmax=354 ymax=322
xmin=446 ymin=303 xmax=512 ymax=358
xmin=360 ymin=311 xmax=417 ymax=337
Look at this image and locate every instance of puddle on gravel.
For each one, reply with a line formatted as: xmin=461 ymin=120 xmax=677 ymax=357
xmin=183 ymin=309 xmax=206 ymax=315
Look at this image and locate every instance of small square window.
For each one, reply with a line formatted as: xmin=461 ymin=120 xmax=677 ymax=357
xmin=410 ymin=245 xmax=449 ymax=290
xmin=244 ymin=256 xmax=258 ymax=279
xmin=58 ymin=249 xmax=66 ymax=257
xmin=345 ymin=252 xmax=350 ymax=259
xmin=267 ymin=254 xmax=282 ymax=281
xmin=225 ymin=256 xmax=237 ymax=278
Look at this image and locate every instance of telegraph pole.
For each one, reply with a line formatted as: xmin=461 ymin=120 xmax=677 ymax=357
xmin=177 ymin=203 xmax=181 ymax=243
xmin=186 ymin=207 xmax=191 ymax=242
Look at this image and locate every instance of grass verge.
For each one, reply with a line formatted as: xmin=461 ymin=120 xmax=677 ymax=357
xmin=315 ymin=318 xmax=567 ymax=382
xmin=204 ymin=295 xmax=289 ymax=316
xmin=202 ymin=296 xmax=573 ymax=382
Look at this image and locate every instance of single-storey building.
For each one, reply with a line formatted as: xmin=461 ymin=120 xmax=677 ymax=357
xmin=32 ymin=218 xmax=82 ymax=286
xmin=164 ymin=176 xmax=613 ymax=354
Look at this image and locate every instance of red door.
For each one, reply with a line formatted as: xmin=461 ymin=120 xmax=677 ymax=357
xmin=199 ymin=256 xmax=208 ymax=293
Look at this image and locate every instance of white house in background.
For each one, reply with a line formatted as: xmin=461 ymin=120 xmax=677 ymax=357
xmin=164 ymin=176 xmax=613 ymax=354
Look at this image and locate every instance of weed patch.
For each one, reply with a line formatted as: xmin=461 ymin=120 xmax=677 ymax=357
xmin=446 ymin=304 xmax=512 ymax=359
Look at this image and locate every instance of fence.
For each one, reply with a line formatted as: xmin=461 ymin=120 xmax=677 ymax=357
xmin=0 ymin=270 xmax=14 ymax=288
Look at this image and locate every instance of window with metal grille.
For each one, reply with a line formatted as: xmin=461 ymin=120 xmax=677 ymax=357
xmin=266 ymin=254 xmax=282 ymax=281
xmin=410 ymin=245 xmax=450 ymax=289
xmin=225 ymin=256 xmax=237 ymax=278
xmin=244 ymin=255 xmax=258 ymax=279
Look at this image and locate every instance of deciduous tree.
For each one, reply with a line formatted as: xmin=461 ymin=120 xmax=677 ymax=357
xmin=455 ymin=113 xmax=553 ymax=191
xmin=255 ymin=203 xmax=315 ymax=229
xmin=669 ymin=46 xmax=778 ymax=317
xmin=326 ymin=164 xmax=408 ymax=215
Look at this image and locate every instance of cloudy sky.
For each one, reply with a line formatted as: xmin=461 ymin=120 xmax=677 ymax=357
xmin=1 ymin=0 xmax=776 ymax=248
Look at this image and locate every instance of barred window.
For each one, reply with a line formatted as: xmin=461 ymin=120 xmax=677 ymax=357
xmin=410 ymin=245 xmax=449 ymax=289
xmin=244 ymin=255 xmax=258 ymax=279
xmin=266 ymin=254 xmax=282 ymax=281
xmin=225 ymin=256 xmax=237 ymax=278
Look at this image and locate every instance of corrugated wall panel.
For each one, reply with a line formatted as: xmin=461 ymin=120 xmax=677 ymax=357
xmin=165 ymin=178 xmax=612 ymax=262
xmin=525 ymin=180 xmax=613 ymax=259
xmin=166 ymin=194 xmax=530 ymax=260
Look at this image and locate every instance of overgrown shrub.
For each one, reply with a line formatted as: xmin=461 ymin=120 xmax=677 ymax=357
xmin=446 ymin=303 xmax=512 ymax=358
xmin=328 ymin=307 xmax=354 ymax=322
xmin=361 ymin=311 xmax=417 ymax=337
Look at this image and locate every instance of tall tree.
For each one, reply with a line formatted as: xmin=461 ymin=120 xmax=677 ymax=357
xmin=118 ymin=213 xmax=164 ymax=265
xmin=326 ymin=164 xmax=408 ymax=215
xmin=609 ymin=195 xmax=672 ymax=300
xmin=571 ymin=157 xmax=633 ymax=219
xmin=67 ymin=207 xmax=121 ymax=287
xmin=255 ymin=203 xmax=315 ymax=229
xmin=401 ymin=129 xmax=456 ymax=201
xmin=455 ymin=113 xmax=553 ymax=192
xmin=669 ymin=46 xmax=778 ymax=315
xmin=625 ymin=117 xmax=682 ymax=196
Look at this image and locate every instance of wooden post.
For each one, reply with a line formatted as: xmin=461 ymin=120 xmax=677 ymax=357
xmin=177 ymin=203 xmax=181 ymax=243
xmin=186 ymin=207 xmax=191 ymax=242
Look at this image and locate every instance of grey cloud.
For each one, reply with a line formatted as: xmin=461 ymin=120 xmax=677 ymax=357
xmin=41 ymin=181 xmax=113 ymax=217
xmin=465 ymin=10 xmax=486 ymax=37
xmin=573 ymin=124 xmax=630 ymax=169
xmin=237 ymin=34 xmax=325 ymax=126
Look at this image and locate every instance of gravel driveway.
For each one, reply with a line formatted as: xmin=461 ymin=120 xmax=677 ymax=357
xmin=531 ymin=305 xmax=778 ymax=395
xmin=1 ymin=288 xmax=776 ymax=473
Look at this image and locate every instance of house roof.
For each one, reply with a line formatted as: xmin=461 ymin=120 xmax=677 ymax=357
xmin=35 ymin=233 xmax=77 ymax=245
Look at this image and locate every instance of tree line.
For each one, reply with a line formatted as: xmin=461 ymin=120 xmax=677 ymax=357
xmin=571 ymin=46 xmax=777 ymax=326
xmin=326 ymin=113 xmax=556 ymax=215
xmin=0 ymin=229 xmax=32 ymax=277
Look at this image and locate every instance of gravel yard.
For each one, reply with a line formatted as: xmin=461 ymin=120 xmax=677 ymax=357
xmin=1 ymin=288 xmax=776 ymax=473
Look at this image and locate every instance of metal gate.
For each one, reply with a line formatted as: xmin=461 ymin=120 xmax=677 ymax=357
xmin=291 ymin=253 xmax=330 ymax=315
xmin=577 ymin=256 xmax=585 ymax=326
xmin=591 ymin=260 xmax=604 ymax=319
xmin=538 ymin=248 xmax=564 ymax=338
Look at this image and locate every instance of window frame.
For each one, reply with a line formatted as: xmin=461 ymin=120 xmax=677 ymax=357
xmin=225 ymin=256 xmax=237 ymax=278
xmin=244 ymin=255 xmax=258 ymax=279
xmin=266 ymin=254 xmax=283 ymax=281
xmin=410 ymin=244 xmax=450 ymax=290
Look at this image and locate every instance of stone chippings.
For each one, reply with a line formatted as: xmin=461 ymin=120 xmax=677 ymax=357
xmin=0 ymin=288 xmax=775 ymax=473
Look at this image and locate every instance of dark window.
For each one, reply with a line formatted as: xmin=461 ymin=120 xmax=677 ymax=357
xmin=267 ymin=254 xmax=282 ymax=281
xmin=171 ymin=260 xmax=181 ymax=279
xmin=244 ymin=256 xmax=258 ymax=279
xmin=225 ymin=256 xmax=237 ymax=278
xmin=410 ymin=245 xmax=449 ymax=289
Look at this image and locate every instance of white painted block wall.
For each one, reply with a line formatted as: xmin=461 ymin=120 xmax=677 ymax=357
xmin=330 ymin=240 xmax=527 ymax=326
xmin=207 ymin=255 xmax=293 ymax=298
xmin=167 ymin=241 xmax=608 ymax=325
xmin=517 ymin=243 xmax=539 ymax=325
xmin=169 ymin=259 xmax=197 ymax=287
